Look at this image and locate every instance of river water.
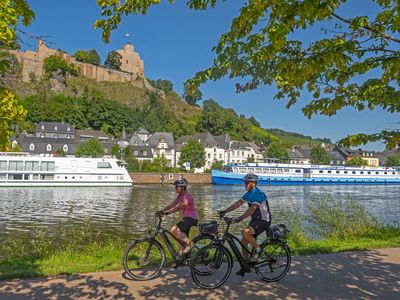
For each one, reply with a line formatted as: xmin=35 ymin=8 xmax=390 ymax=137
xmin=0 ymin=184 xmax=399 ymax=241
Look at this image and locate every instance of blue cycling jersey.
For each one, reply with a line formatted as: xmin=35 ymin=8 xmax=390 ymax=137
xmin=242 ymin=187 xmax=270 ymax=222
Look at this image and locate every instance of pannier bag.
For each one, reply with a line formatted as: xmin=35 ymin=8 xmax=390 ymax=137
xmin=268 ymin=224 xmax=289 ymax=240
xmin=199 ymin=221 xmax=218 ymax=234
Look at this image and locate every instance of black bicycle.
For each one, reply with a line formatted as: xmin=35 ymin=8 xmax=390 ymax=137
xmin=123 ymin=213 xmax=217 ymax=280
xmin=190 ymin=216 xmax=291 ymax=289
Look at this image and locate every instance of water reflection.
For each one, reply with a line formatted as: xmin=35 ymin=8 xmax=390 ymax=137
xmin=0 ymin=184 xmax=399 ymax=241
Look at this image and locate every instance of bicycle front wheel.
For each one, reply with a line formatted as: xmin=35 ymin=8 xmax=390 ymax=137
xmin=190 ymin=244 xmax=233 ymax=289
xmin=123 ymin=238 xmax=165 ymax=280
xmin=255 ymin=239 xmax=291 ymax=282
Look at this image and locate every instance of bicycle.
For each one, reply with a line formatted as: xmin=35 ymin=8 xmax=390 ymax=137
xmin=190 ymin=215 xmax=291 ymax=289
xmin=123 ymin=212 xmax=217 ymax=280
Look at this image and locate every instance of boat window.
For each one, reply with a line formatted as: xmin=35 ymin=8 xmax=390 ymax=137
xmin=344 ymin=171 xmax=348 ymax=174
xmin=0 ymin=161 xmax=7 ymax=171
xmin=0 ymin=174 xmax=6 ymax=180
xmin=360 ymin=171 xmax=364 ymax=174
xmin=384 ymin=172 xmax=387 ymax=174
xmin=9 ymin=161 xmax=23 ymax=171
xmin=367 ymin=171 xmax=371 ymax=174
xmin=375 ymin=172 xmax=379 ymax=175
xmin=255 ymin=168 xmax=262 ymax=173
xmin=33 ymin=174 xmax=39 ymax=180
xmin=327 ymin=170 xmax=332 ymax=174
xmin=41 ymin=174 xmax=54 ymax=180
xmin=336 ymin=171 xmax=340 ymax=174
xmin=25 ymin=161 xmax=40 ymax=171
xmin=97 ymin=162 xmax=112 ymax=168
xmin=352 ymin=171 xmax=356 ymax=174
xmin=277 ymin=169 xmax=283 ymax=174
xmin=23 ymin=174 xmax=30 ymax=180
xmin=41 ymin=161 xmax=55 ymax=171
xmin=393 ymin=172 xmax=396 ymax=175
xmin=284 ymin=169 xmax=290 ymax=173
xmin=8 ymin=174 xmax=23 ymax=180
xmin=295 ymin=169 xmax=301 ymax=173
xmin=238 ymin=167 xmax=246 ymax=172
xmin=319 ymin=170 xmax=323 ymax=173
xmin=270 ymin=169 xmax=276 ymax=174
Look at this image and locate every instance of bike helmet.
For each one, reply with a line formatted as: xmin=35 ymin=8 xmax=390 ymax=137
xmin=242 ymin=173 xmax=259 ymax=182
xmin=173 ymin=178 xmax=189 ymax=187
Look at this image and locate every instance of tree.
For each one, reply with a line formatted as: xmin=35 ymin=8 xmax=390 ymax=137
xmin=74 ymin=49 xmax=101 ymax=66
xmin=385 ymin=155 xmax=400 ymax=167
xmin=347 ymin=156 xmax=368 ymax=167
xmin=210 ymin=160 xmax=224 ymax=171
xmin=0 ymin=1 xmax=33 ymax=151
xmin=183 ymin=81 xmax=202 ymax=105
xmin=265 ymin=141 xmax=289 ymax=162
xmin=0 ymin=88 xmax=27 ymax=151
xmin=152 ymin=154 xmax=168 ymax=173
xmin=148 ymin=78 xmax=174 ymax=94
xmin=310 ymin=144 xmax=331 ymax=165
xmin=43 ymin=55 xmax=78 ymax=77
xmin=75 ymin=138 xmax=104 ymax=157
xmin=95 ymin=0 xmax=400 ymax=149
xmin=178 ymin=139 xmax=206 ymax=170
xmin=104 ymin=51 xmax=122 ymax=70
xmin=248 ymin=116 xmax=260 ymax=128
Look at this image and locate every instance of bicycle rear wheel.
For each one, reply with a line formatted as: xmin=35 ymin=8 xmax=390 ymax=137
xmin=255 ymin=239 xmax=291 ymax=282
xmin=123 ymin=238 xmax=165 ymax=280
xmin=190 ymin=244 xmax=233 ymax=289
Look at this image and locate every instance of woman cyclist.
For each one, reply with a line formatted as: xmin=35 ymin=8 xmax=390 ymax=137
xmin=157 ymin=178 xmax=199 ymax=256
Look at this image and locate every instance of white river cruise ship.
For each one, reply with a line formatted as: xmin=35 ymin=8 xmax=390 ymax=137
xmin=0 ymin=153 xmax=133 ymax=187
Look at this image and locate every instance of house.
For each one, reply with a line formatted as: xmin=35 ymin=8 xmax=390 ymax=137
xmin=146 ymin=132 xmax=176 ymax=167
xmin=175 ymin=132 xmax=226 ymax=171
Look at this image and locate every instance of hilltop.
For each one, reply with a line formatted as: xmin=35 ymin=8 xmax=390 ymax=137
xmin=3 ymin=44 xmax=330 ymax=146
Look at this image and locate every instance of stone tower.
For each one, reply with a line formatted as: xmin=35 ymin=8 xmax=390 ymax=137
xmin=116 ymin=43 xmax=144 ymax=78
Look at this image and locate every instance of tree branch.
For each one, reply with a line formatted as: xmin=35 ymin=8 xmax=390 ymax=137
xmin=331 ymin=12 xmax=400 ymax=44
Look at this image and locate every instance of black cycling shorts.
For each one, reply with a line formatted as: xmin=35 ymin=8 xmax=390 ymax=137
xmin=249 ymin=219 xmax=270 ymax=238
xmin=177 ymin=217 xmax=198 ymax=235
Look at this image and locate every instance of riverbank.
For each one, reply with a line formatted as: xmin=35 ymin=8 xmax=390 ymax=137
xmin=0 ymin=226 xmax=399 ymax=280
xmin=1 ymin=248 xmax=399 ymax=299
xmin=129 ymin=172 xmax=211 ymax=184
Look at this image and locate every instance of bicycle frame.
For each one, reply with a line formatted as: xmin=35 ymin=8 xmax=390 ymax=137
xmin=148 ymin=215 xmax=212 ymax=261
xmin=218 ymin=218 xmax=254 ymax=270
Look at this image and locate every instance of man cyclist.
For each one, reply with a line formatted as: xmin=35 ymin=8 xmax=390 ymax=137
xmin=218 ymin=173 xmax=271 ymax=276
xmin=157 ymin=178 xmax=199 ymax=258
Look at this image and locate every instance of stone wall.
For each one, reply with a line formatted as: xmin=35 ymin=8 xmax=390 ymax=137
xmin=129 ymin=173 xmax=212 ymax=184
xmin=9 ymin=40 xmax=145 ymax=84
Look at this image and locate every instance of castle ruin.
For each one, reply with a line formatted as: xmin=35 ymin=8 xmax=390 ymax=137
xmin=9 ymin=40 xmax=146 ymax=85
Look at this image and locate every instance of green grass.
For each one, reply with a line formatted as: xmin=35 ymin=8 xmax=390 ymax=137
xmin=0 ymin=227 xmax=398 ymax=280
xmin=1 ymin=195 xmax=399 ymax=280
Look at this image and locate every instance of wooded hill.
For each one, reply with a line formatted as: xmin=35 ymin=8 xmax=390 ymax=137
xmin=7 ymin=65 xmax=329 ymax=146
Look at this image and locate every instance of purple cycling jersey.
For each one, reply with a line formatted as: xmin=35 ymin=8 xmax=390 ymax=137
xmin=176 ymin=190 xmax=199 ymax=220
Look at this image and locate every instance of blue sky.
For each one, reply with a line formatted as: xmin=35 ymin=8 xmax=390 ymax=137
xmin=22 ymin=1 xmax=399 ymax=150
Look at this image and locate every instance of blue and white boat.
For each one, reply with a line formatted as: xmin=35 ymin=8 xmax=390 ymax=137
xmin=212 ymin=163 xmax=400 ymax=185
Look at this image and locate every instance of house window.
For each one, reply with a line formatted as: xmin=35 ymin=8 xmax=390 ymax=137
xmin=54 ymin=125 xmax=58 ymax=131
xmin=133 ymin=151 xmax=138 ymax=155
xmin=66 ymin=134 xmax=70 ymax=139
xmin=219 ymin=154 xmax=222 ymax=159
xmin=63 ymin=144 xmax=68 ymax=152
xmin=53 ymin=133 xmax=58 ymax=138
xmin=214 ymin=148 xmax=216 ymax=152
xmin=40 ymin=134 xmax=45 ymax=138
xmin=46 ymin=144 xmax=52 ymax=152
xmin=41 ymin=124 xmax=45 ymax=130
xmin=29 ymin=143 xmax=35 ymax=151
xmin=143 ymin=151 xmax=147 ymax=156
xmin=242 ymin=151 xmax=245 ymax=156
xmin=67 ymin=127 xmax=70 ymax=131
xmin=208 ymin=153 xmax=211 ymax=158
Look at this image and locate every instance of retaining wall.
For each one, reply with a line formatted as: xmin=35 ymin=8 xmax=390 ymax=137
xmin=129 ymin=173 xmax=211 ymax=184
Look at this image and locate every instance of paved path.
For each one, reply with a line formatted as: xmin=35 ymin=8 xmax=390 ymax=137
xmin=1 ymin=248 xmax=399 ymax=299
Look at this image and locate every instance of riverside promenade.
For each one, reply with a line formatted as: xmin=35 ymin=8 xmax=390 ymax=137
xmin=0 ymin=248 xmax=399 ymax=299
